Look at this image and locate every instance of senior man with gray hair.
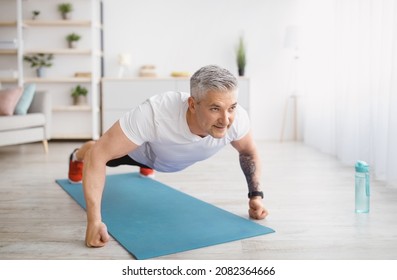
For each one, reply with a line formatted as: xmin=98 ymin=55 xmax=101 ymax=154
xmin=67 ymin=65 xmax=268 ymax=248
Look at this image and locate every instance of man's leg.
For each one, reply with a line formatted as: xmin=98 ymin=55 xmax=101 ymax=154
xmin=68 ymin=141 xmax=154 ymax=183
xmin=106 ymin=155 xmax=155 ymax=178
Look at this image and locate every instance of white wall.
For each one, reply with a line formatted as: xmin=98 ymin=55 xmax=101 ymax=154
xmin=102 ymin=0 xmax=299 ymax=140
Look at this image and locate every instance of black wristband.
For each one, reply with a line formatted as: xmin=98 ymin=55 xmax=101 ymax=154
xmin=248 ymin=191 xmax=263 ymax=199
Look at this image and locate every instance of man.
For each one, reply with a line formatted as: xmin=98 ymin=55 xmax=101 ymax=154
xmin=68 ymin=65 xmax=268 ymax=248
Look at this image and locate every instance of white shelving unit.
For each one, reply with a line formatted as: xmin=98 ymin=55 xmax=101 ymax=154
xmin=0 ymin=12 xmax=19 ymax=85
xmin=0 ymin=0 xmax=103 ymax=140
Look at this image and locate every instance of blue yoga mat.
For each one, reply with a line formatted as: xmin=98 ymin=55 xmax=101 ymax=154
xmin=56 ymin=173 xmax=274 ymax=259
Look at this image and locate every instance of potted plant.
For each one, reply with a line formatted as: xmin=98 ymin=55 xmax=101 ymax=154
xmin=71 ymin=85 xmax=88 ymax=105
xmin=58 ymin=3 xmax=73 ymax=20
xmin=66 ymin=33 xmax=81 ymax=49
xmin=32 ymin=10 xmax=40 ymax=20
xmin=23 ymin=53 xmax=54 ymax=77
xmin=236 ymin=36 xmax=246 ymax=76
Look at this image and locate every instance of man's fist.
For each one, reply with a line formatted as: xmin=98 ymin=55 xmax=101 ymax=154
xmin=248 ymin=198 xmax=268 ymax=220
xmin=85 ymin=221 xmax=110 ymax=247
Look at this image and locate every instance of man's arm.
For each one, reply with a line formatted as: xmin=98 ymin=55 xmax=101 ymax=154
xmin=83 ymin=121 xmax=139 ymax=247
xmin=231 ymin=130 xmax=268 ymax=220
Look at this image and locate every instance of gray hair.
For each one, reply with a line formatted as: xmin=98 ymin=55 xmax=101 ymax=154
xmin=190 ymin=65 xmax=238 ymax=101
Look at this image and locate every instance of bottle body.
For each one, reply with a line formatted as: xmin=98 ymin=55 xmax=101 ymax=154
xmin=355 ymin=161 xmax=370 ymax=213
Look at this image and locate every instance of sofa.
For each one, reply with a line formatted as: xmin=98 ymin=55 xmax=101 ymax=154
xmin=0 ymin=89 xmax=51 ymax=153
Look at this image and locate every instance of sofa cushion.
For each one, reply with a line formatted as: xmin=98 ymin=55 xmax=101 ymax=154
xmin=15 ymin=83 xmax=36 ymax=115
xmin=0 ymin=113 xmax=45 ymax=131
xmin=0 ymin=87 xmax=23 ymax=116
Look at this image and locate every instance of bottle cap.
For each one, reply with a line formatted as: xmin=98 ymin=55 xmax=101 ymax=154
xmin=355 ymin=160 xmax=369 ymax=172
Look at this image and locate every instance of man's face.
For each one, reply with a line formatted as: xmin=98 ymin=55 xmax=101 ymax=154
xmin=189 ymin=90 xmax=238 ymax=139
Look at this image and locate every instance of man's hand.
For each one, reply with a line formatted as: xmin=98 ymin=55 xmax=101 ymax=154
xmin=249 ymin=197 xmax=268 ymax=220
xmin=85 ymin=221 xmax=110 ymax=247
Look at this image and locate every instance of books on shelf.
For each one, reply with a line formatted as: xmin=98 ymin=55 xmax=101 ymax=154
xmin=0 ymin=69 xmax=18 ymax=78
xmin=74 ymin=72 xmax=92 ymax=78
xmin=0 ymin=39 xmax=18 ymax=49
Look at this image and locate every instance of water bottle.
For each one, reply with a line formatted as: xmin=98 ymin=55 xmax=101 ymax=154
xmin=355 ymin=161 xmax=370 ymax=213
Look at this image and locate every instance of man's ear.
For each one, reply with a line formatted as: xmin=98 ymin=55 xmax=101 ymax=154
xmin=188 ymin=97 xmax=196 ymax=112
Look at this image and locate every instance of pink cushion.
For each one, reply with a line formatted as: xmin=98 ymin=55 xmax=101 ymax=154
xmin=0 ymin=87 xmax=23 ymax=116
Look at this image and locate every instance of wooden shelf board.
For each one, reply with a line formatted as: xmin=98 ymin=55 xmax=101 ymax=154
xmin=53 ymin=105 xmax=92 ymax=112
xmin=23 ymin=20 xmax=92 ymax=27
xmin=24 ymin=49 xmax=92 ymax=55
xmin=101 ymin=76 xmax=248 ymax=81
xmin=25 ymin=77 xmax=92 ymax=83
xmin=24 ymin=49 xmax=102 ymax=56
xmin=0 ymin=21 xmax=17 ymax=27
xmin=0 ymin=78 xmax=18 ymax=83
xmin=101 ymin=77 xmax=191 ymax=81
xmin=0 ymin=50 xmax=17 ymax=55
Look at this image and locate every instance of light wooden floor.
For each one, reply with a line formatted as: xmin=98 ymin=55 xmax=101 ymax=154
xmin=1 ymin=141 xmax=396 ymax=260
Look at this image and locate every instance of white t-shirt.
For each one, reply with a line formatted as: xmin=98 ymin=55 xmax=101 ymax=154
xmin=119 ymin=91 xmax=250 ymax=172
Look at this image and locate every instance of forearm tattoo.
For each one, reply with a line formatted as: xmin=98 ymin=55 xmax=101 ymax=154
xmin=239 ymin=154 xmax=260 ymax=192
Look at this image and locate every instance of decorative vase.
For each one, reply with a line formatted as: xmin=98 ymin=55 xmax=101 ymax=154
xmin=68 ymin=41 xmax=77 ymax=49
xmin=36 ymin=67 xmax=45 ymax=78
xmin=73 ymin=95 xmax=87 ymax=106
xmin=238 ymin=68 xmax=245 ymax=77
xmin=62 ymin=12 xmax=71 ymax=20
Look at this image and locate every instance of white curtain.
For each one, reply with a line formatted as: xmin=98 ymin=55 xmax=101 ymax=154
xmin=298 ymin=0 xmax=397 ymax=186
